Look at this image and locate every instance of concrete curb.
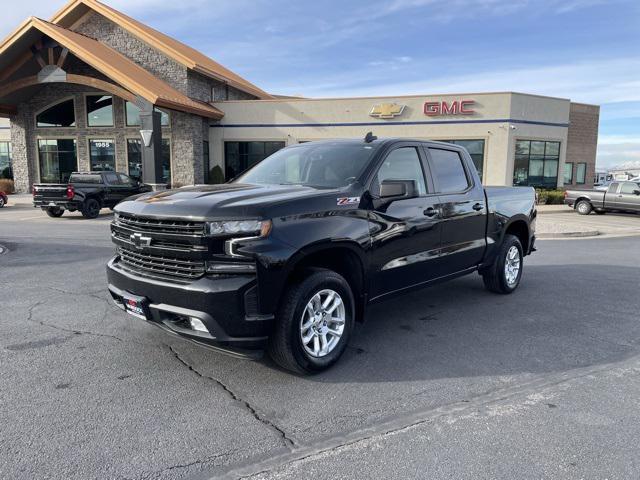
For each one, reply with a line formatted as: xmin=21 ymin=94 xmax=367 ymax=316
xmin=537 ymin=231 xmax=600 ymax=239
xmin=536 ymin=206 xmax=573 ymax=215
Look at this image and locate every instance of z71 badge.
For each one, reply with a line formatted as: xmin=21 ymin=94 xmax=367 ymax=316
xmin=337 ymin=197 xmax=360 ymax=206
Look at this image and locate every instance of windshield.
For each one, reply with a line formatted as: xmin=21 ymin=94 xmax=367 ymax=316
xmin=234 ymin=142 xmax=378 ymax=188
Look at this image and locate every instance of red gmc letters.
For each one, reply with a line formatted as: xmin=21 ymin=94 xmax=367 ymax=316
xmin=424 ymin=100 xmax=475 ymax=116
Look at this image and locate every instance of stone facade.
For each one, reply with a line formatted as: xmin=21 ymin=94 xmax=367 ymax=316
xmin=7 ymin=10 xmax=258 ymax=192
xmin=566 ymin=103 xmax=600 ymax=187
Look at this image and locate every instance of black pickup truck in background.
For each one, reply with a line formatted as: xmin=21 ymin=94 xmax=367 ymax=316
xmin=107 ymin=136 xmax=537 ymax=374
xmin=33 ymin=171 xmax=151 ymax=219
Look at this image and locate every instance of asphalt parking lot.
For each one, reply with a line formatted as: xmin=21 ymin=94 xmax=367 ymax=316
xmin=2 ymin=203 xmax=640 ymax=479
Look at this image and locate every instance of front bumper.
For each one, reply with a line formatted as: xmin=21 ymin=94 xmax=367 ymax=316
xmin=106 ymin=256 xmax=273 ymax=357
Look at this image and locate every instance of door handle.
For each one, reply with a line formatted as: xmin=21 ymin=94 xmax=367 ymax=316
xmin=423 ymin=207 xmax=439 ymax=217
xmin=472 ymin=203 xmax=484 ymax=211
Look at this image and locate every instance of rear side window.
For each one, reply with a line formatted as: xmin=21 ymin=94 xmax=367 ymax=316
xmin=69 ymin=174 xmax=102 ymax=184
xmin=428 ymin=148 xmax=470 ymax=193
xmin=104 ymin=172 xmax=120 ymax=185
xmin=374 ymin=147 xmax=427 ymax=196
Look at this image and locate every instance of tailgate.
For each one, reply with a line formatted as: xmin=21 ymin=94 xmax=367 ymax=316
xmin=33 ymin=184 xmax=68 ymax=204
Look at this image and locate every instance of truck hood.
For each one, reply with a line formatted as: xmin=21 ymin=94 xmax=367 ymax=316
xmin=115 ymin=183 xmax=344 ymax=219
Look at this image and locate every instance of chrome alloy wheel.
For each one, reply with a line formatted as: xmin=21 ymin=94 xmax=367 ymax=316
xmin=300 ymin=289 xmax=346 ymax=358
xmin=504 ymin=245 xmax=521 ymax=286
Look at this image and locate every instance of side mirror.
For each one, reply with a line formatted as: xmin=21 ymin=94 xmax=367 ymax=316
xmin=634 ymin=190 xmax=640 ymax=195
xmin=379 ymin=179 xmax=416 ymax=200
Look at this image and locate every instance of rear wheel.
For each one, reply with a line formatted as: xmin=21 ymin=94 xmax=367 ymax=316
xmin=576 ymin=200 xmax=592 ymax=215
xmin=81 ymin=198 xmax=101 ymax=219
xmin=0 ymin=197 xmax=5 ymax=208
xmin=268 ymin=269 xmax=355 ymax=374
xmin=45 ymin=207 xmax=64 ymax=218
xmin=482 ymin=234 xmax=524 ymax=294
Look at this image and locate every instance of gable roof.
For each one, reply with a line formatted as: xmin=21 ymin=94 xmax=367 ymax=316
xmin=0 ymin=17 xmax=224 ymax=119
xmin=51 ymin=0 xmax=273 ymax=99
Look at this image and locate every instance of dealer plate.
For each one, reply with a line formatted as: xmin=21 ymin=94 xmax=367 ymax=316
xmin=122 ymin=294 xmax=149 ymax=320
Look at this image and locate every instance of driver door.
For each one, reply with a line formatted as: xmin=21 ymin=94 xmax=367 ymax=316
xmin=368 ymin=144 xmax=444 ymax=299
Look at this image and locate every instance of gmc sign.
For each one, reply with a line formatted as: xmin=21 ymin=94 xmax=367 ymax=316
xmin=424 ymin=100 xmax=475 ymax=116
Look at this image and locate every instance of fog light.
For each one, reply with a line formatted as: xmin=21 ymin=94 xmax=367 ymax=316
xmin=189 ymin=317 xmax=209 ymax=333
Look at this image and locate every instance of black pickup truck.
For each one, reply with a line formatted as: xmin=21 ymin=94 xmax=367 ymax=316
xmin=107 ymin=136 xmax=536 ymax=373
xmin=33 ymin=171 xmax=150 ymax=219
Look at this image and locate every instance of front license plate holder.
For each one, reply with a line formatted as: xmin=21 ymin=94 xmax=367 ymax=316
xmin=122 ymin=293 xmax=150 ymax=320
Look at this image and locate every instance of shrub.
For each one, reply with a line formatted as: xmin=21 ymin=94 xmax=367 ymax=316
xmin=209 ymin=165 xmax=225 ymax=184
xmin=0 ymin=178 xmax=15 ymax=194
xmin=535 ymin=188 xmax=565 ymax=205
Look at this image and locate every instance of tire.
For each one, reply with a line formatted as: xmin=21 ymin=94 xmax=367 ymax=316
xmin=45 ymin=207 xmax=64 ymax=218
xmin=0 ymin=197 xmax=5 ymax=208
xmin=81 ymin=198 xmax=101 ymax=219
xmin=268 ymin=269 xmax=355 ymax=374
xmin=482 ymin=234 xmax=524 ymax=294
xmin=576 ymin=200 xmax=592 ymax=215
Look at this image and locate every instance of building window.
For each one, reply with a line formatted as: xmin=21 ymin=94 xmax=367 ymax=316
xmin=126 ymin=138 xmax=171 ymax=183
xmin=224 ymin=141 xmax=286 ymax=179
xmin=36 ymin=99 xmax=76 ymax=128
xmin=0 ymin=142 xmax=11 ymax=179
xmin=203 ymin=140 xmax=210 ymax=183
xmin=441 ymin=139 xmax=485 ymax=181
xmin=86 ymin=95 xmax=114 ymax=127
xmin=89 ymin=139 xmax=116 ymax=171
xmin=125 ymin=102 xmax=170 ymax=127
xmin=127 ymin=139 xmax=142 ymax=181
xmin=38 ymin=139 xmax=77 ymax=183
xmin=513 ymin=140 xmax=560 ymax=188
xmin=564 ymin=162 xmax=574 ymax=185
xmin=576 ymin=162 xmax=586 ymax=184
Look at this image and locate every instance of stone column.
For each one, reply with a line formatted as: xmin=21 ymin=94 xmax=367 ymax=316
xmin=9 ymin=108 xmax=32 ymax=193
xmin=139 ymin=103 xmax=164 ymax=191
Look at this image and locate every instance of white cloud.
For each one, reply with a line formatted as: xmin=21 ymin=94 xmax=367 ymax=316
xmin=597 ymin=136 xmax=640 ymax=169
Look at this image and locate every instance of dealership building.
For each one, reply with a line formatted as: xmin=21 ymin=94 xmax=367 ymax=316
xmin=0 ymin=0 xmax=599 ymax=193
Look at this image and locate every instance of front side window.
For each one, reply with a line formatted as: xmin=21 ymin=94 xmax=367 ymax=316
xmin=429 ymin=148 xmax=470 ymax=193
xmin=235 ymin=142 xmax=377 ymax=188
xmin=564 ymin=162 xmax=574 ymax=184
xmin=36 ymin=99 xmax=76 ymax=128
xmin=103 ymin=172 xmax=120 ymax=185
xmin=441 ymin=139 xmax=485 ymax=181
xmin=87 ymin=95 xmax=113 ymax=127
xmin=125 ymin=102 xmax=170 ymax=127
xmin=0 ymin=141 xmax=11 ymax=179
xmin=513 ymin=140 xmax=560 ymax=187
xmin=373 ymin=147 xmax=426 ymax=196
xmin=620 ymin=182 xmax=640 ymax=194
xmin=38 ymin=139 xmax=77 ymax=183
xmin=89 ymin=139 xmax=116 ymax=171
xmin=576 ymin=162 xmax=586 ymax=184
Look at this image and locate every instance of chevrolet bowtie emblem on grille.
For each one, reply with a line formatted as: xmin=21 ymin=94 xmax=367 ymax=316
xmin=130 ymin=233 xmax=152 ymax=249
xmin=369 ymin=103 xmax=405 ymax=119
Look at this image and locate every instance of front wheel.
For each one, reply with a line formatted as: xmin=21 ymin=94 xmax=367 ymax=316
xmin=482 ymin=234 xmax=524 ymax=294
xmin=576 ymin=200 xmax=592 ymax=215
xmin=45 ymin=207 xmax=64 ymax=218
xmin=268 ymin=269 xmax=355 ymax=374
xmin=0 ymin=197 xmax=5 ymax=208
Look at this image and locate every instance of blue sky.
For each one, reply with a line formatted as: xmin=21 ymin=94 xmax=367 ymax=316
xmin=3 ymin=0 xmax=640 ymax=168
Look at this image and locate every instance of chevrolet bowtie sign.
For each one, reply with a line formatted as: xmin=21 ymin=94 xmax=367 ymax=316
xmin=369 ymin=103 xmax=406 ymax=119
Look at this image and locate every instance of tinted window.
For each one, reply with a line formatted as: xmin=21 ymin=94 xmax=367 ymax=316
xmin=576 ymin=162 xmax=586 ymax=184
xmin=37 ymin=99 xmax=76 ymax=128
xmin=621 ymin=182 xmax=640 ymax=194
xmin=429 ymin=148 xmax=470 ymax=193
xmin=118 ymin=173 xmax=135 ymax=186
xmin=374 ymin=147 xmax=426 ymax=196
xmin=69 ymin=173 xmax=102 ymax=184
xmin=236 ymin=142 xmax=377 ymax=188
xmin=87 ymin=95 xmax=113 ymax=127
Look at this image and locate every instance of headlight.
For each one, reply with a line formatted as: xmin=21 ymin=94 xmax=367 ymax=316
xmin=113 ymin=212 xmax=120 ymax=223
xmin=207 ymin=219 xmax=271 ymax=237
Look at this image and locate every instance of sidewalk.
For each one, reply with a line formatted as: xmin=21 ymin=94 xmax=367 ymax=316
xmin=4 ymin=194 xmax=33 ymax=207
xmin=536 ymin=204 xmax=571 ymax=215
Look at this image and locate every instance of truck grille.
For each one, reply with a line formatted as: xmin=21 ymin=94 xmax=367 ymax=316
xmin=117 ymin=212 xmax=205 ymax=236
xmin=118 ymin=247 xmax=205 ymax=280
